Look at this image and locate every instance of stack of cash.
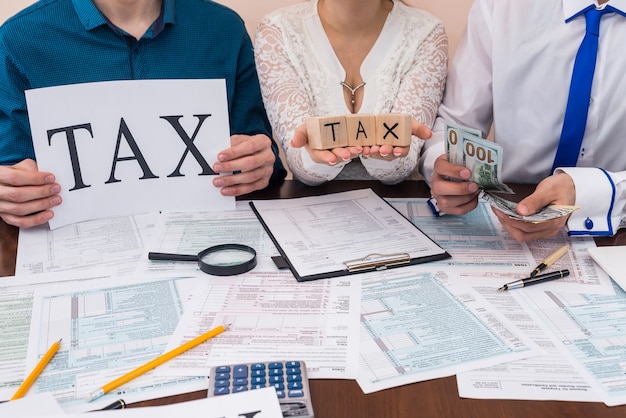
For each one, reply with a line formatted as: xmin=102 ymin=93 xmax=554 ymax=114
xmin=444 ymin=121 xmax=578 ymax=223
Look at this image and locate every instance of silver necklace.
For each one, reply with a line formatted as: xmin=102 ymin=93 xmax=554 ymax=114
xmin=340 ymin=81 xmax=366 ymax=105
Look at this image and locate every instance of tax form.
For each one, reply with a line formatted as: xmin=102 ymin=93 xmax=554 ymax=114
xmin=249 ymin=189 xmax=448 ymax=281
xmin=356 ymin=266 xmax=541 ymax=394
xmin=389 ymin=198 xmax=613 ymax=294
xmin=15 ymin=213 xmax=156 ymax=276
xmin=520 ymin=282 xmax=626 ymax=406
xmin=0 ymin=271 xmax=114 ymax=401
xmin=23 ymin=276 xmax=207 ymax=413
xmin=156 ymin=270 xmax=360 ymax=379
xmin=454 ymin=276 xmax=603 ymax=402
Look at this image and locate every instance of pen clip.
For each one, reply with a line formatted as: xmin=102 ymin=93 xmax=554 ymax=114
xmin=343 ymin=252 xmax=411 ymax=272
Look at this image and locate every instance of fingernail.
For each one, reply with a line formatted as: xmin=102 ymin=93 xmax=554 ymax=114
xmin=517 ymin=203 xmax=529 ymax=215
xmin=45 ymin=175 xmax=55 ymax=183
xmin=43 ymin=211 xmax=54 ymax=220
xmin=51 ymin=185 xmax=61 ymax=194
xmin=213 ymin=178 xmax=224 ymax=187
xmin=461 ymin=169 xmax=471 ymax=179
xmin=213 ymin=164 xmax=223 ymax=172
xmin=50 ymin=196 xmax=62 ymax=206
xmin=217 ymin=153 xmax=228 ymax=162
xmin=468 ymin=183 xmax=478 ymax=193
xmin=328 ymin=161 xmax=337 ymax=166
xmin=380 ymin=153 xmax=389 ymax=157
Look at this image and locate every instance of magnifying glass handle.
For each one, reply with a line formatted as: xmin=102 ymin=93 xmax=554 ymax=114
xmin=148 ymin=252 xmax=198 ymax=262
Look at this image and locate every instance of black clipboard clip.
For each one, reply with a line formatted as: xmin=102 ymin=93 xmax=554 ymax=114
xmin=343 ymin=253 xmax=411 ymax=272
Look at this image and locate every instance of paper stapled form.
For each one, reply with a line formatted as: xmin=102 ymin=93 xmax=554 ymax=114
xmin=250 ymin=188 xmax=450 ymax=282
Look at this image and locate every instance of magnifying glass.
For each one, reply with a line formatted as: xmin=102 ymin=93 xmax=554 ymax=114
xmin=148 ymin=244 xmax=257 ymax=276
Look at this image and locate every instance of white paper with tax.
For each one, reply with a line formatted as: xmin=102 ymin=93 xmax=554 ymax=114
xmin=26 ymin=79 xmax=234 ymax=229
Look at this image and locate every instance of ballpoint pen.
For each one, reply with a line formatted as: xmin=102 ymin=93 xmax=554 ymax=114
xmin=498 ymin=269 xmax=570 ymax=291
xmin=96 ymin=399 xmax=126 ymax=411
xmin=11 ymin=338 xmax=62 ymax=400
xmin=530 ymin=244 xmax=569 ymax=277
xmin=85 ymin=324 xmax=230 ymax=402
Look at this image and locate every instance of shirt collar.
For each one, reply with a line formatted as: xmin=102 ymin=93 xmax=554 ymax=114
xmin=72 ymin=0 xmax=176 ymax=32
xmin=563 ymin=0 xmax=626 ymax=21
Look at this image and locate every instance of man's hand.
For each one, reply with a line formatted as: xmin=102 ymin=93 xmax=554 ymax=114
xmin=212 ymin=134 xmax=276 ymax=196
xmin=429 ymin=154 xmax=480 ymax=215
xmin=0 ymin=159 xmax=61 ymax=228
xmin=493 ymin=172 xmax=576 ymax=242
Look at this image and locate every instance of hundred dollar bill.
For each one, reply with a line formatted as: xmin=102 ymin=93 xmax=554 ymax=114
xmin=444 ymin=120 xmax=514 ymax=194
xmin=461 ymin=134 xmax=514 ymax=194
xmin=444 ymin=120 xmax=481 ymax=166
xmin=479 ymin=190 xmax=579 ymax=223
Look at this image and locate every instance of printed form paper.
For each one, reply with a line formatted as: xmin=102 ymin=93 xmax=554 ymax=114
xmin=521 ymin=282 xmax=626 ymax=406
xmin=157 ymin=271 xmax=360 ymax=379
xmin=453 ymin=276 xmax=603 ymax=402
xmin=0 ymin=271 xmax=115 ymax=401
xmin=389 ymin=198 xmax=613 ymax=294
xmin=15 ymin=213 xmax=156 ymax=276
xmin=24 ymin=276 xmax=207 ymax=413
xmin=356 ymin=266 xmax=541 ymax=394
xmin=250 ymin=189 xmax=447 ymax=279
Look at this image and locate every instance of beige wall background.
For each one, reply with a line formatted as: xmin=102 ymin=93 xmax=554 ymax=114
xmin=0 ymin=0 xmax=472 ymax=57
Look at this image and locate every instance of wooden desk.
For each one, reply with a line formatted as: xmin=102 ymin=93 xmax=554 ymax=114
xmin=1 ymin=180 xmax=625 ymax=417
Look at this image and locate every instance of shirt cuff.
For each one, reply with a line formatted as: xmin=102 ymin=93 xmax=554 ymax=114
xmin=556 ymin=167 xmax=615 ymax=236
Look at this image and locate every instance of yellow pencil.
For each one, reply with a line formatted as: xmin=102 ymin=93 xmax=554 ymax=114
xmin=85 ymin=324 xmax=229 ymax=402
xmin=11 ymin=338 xmax=62 ymax=400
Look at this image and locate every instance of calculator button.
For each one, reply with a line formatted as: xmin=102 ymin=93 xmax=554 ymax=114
xmin=215 ymin=366 xmax=231 ymax=373
xmin=214 ymin=380 xmax=229 ymax=388
xmin=233 ymin=385 xmax=248 ymax=393
xmin=251 ymin=377 xmax=266 ymax=385
xmin=251 ymin=363 xmax=266 ymax=370
xmin=269 ymin=375 xmax=284 ymax=384
xmin=251 ymin=369 xmax=266 ymax=377
xmin=288 ymin=381 xmax=303 ymax=390
xmin=287 ymin=374 xmax=302 ymax=382
xmin=286 ymin=367 xmax=301 ymax=375
xmin=233 ymin=365 xmax=248 ymax=378
xmin=215 ymin=372 xmax=230 ymax=380
xmin=251 ymin=384 xmax=266 ymax=390
xmin=233 ymin=378 xmax=248 ymax=386
xmin=213 ymin=387 xmax=230 ymax=396
xmin=268 ymin=362 xmax=283 ymax=369
xmin=275 ymin=390 xmax=286 ymax=399
xmin=269 ymin=368 xmax=283 ymax=376
xmin=272 ymin=382 xmax=285 ymax=390
xmin=285 ymin=361 xmax=300 ymax=368
xmin=288 ymin=389 xmax=305 ymax=398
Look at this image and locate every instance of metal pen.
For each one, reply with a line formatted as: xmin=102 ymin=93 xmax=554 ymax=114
xmin=498 ymin=269 xmax=570 ymax=291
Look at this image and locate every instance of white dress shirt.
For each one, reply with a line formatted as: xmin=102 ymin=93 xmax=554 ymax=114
xmin=421 ymin=0 xmax=626 ymax=236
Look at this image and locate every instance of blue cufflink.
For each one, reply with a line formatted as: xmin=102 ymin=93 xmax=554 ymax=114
xmin=584 ymin=217 xmax=594 ymax=230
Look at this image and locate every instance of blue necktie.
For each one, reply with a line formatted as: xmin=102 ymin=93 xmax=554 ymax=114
xmin=552 ymin=6 xmax=612 ymax=171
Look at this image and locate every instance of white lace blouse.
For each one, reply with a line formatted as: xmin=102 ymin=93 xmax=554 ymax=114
xmin=254 ymin=0 xmax=448 ymax=185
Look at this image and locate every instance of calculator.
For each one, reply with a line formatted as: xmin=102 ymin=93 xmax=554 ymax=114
xmin=208 ymin=360 xmax=314 ymax=417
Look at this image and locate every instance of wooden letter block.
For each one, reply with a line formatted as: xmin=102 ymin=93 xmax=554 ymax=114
xmin=375 ymin=114 xmax=412 ymax=147
xmin=306 ymin=116 xmax=348 ymax=150
xmin=345 ymin=114 xmax=376 ymax=147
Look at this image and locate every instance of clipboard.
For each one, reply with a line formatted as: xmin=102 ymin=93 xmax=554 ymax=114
xmin=250 ymin=188 xmax=450 ymax=282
